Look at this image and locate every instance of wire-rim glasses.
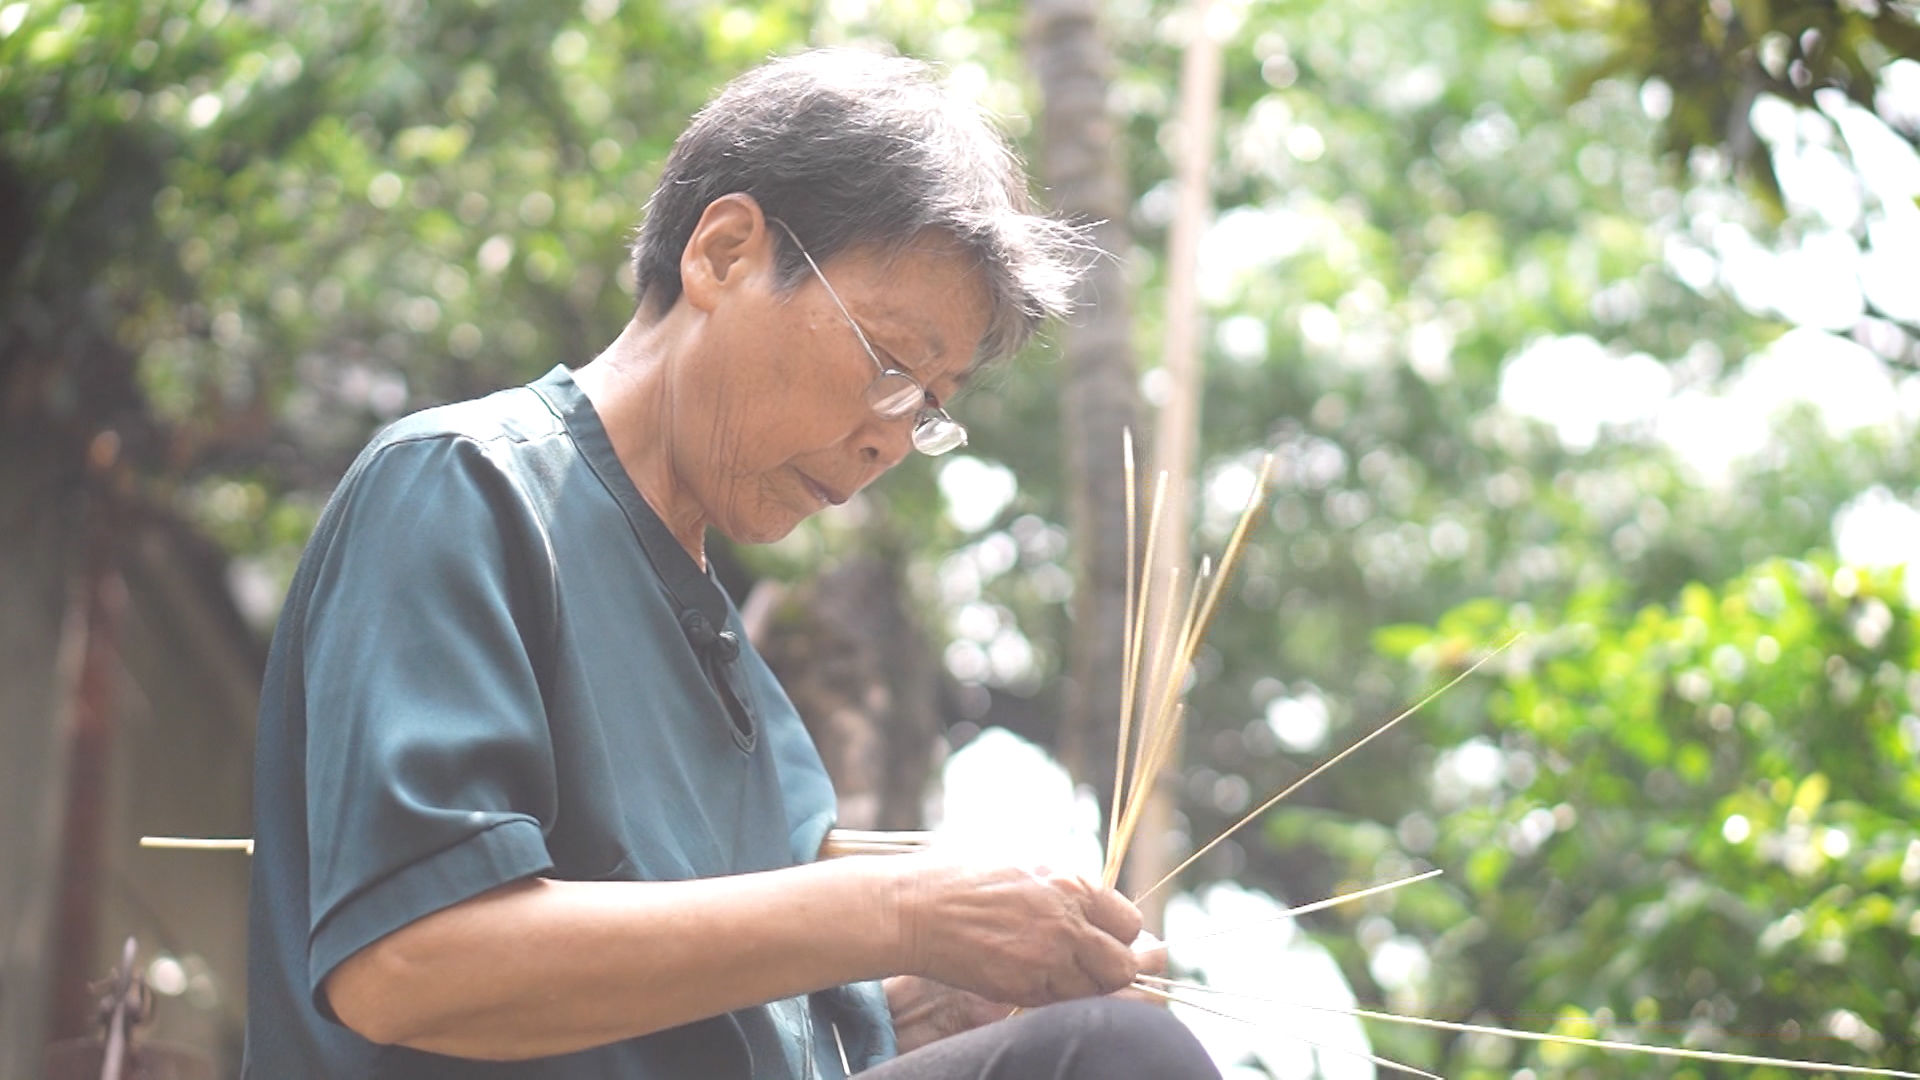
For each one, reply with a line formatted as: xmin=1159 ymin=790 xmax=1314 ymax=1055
xmin=769 ymin=218 xmax=968 ymax=457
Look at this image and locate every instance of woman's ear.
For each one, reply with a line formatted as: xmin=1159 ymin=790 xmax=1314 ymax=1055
xmin=679 ymin=194 xmax=771 ymax=313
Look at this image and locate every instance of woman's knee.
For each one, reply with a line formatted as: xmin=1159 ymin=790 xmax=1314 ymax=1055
xmin=1004 ymin=998 xmax=1219 ymax=1080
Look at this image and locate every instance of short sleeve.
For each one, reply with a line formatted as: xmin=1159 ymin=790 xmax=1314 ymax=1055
xmin=299 ymin=434 xmax=559 ymax=1008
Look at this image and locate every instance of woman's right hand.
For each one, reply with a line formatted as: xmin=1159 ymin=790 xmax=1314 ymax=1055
xmin=887 ymin=855 xmax=1146 ymax=1007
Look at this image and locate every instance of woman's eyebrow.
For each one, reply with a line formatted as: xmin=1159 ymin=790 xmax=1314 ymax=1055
xmin=865 ymin=304 xmax=948 ymax=368
xmin=860 ymin=302 xmax=973 ymax=397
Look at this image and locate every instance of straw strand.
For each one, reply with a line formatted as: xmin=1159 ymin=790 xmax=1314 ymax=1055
xmin=1160 ymin=869 xmax=1443 ymax=949
xmin=1134 ymin=634 xmax=1519 ymax=904
xmin=1111 ymin=429 xmax=1141 ymax=871
xmin=1135 ymin=976 xmax=1920 ymax=1079
xmin=1130 ymin=981 xmax=1442 ymax=1079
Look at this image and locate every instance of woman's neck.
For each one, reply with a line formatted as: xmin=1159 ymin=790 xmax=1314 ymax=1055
xmin=572 ymin=314 xmax=711 ymax=569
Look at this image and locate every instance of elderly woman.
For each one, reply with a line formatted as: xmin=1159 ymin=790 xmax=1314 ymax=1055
xmin=244 ymin=49 xmax=1220 ymax=1080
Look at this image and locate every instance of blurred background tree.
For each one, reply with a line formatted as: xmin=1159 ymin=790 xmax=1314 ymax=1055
xmin=2 ymin=0 xmax=1915 ymax=1076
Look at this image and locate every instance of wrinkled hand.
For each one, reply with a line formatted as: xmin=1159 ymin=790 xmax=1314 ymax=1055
xmin=886 ymin=930 xmax=1170 ymax=1052
xmin=883 ymin=977 xmax=1011 ymax=1053
xmin=893 ymin=857 xmax=1146 ymax=1008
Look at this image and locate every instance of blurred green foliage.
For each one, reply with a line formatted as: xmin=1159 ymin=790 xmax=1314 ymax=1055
xmin=4 ymin=0 xmax=1917 ymax=1075
xmin=1534 ymin=0 xmax=1920 ymax=213
xmin=1351 ymin=560 xmax=1920 ymax=1075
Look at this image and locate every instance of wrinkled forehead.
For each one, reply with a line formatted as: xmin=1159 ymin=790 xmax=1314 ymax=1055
xmin=823 ymin=230 xmax=995 ymax=385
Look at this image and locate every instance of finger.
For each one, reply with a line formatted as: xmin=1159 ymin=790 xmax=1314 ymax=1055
xmin=1062 ymin=944 xmax=1127 ymax=1001
xmin=1078 ymin=925 xmax=1144 ymax=995
xmin=954 ymin=988 xmax=1018 ymax=1031
xmin=1131 ymin=933 xmax=1169 ymax=977
xmin=1033 ymin=967 xmax=1079 ymax=1007
xmin=1079 ymin=884 xmax=1144 ymax=945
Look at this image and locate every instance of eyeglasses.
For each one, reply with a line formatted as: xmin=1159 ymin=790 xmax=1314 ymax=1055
xmin=770 ymin=218 xmax=969 ymax=457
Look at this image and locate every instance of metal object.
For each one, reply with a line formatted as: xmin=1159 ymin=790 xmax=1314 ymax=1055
xmin=99 ymin=937 xmax=144 ymax=1080
xmin=42 ymin=938 xmax=214 ymax=1080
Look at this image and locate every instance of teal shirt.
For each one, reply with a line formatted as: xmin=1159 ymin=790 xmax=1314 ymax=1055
xmin=245 ymin=366 xmax=895 ymax=1078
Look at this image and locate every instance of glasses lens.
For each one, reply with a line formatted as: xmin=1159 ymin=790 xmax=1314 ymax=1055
xmin=866 ymin=372 xmax=923 ymax=419
xmin=913 ymin=416 xmax=968 ymax=456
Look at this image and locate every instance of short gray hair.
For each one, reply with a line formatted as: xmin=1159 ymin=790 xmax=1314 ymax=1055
xmin=631 ymin=48 xmax=1090 ymax=365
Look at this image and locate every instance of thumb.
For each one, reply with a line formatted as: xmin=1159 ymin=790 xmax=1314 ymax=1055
xmin=1131 ymin=928 xmax=1168 ymax=976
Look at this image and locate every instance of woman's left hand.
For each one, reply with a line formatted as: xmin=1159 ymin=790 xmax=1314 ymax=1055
xmin=883 ymin=976 xmax=1011 ymax=1054
xmin=883 ymin=930 xmax=1173 ymax=1052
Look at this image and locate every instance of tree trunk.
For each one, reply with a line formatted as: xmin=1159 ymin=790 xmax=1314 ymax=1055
xmin=46 ymin=482 xmax=127 ymax=1044
xmin=0 ymin=430 xmax=85 ymax=1080
xmin=1027 ymin=0 xmax=1140 ymax=837
xmin=1 ymin=419 xmax=262 ymax=1077
xmin=752 ymin=549 xmax=942 ymax=831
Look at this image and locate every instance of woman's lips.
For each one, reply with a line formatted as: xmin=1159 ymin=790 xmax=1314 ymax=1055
xmin=796 ymin=470 xmax=847 ymax=506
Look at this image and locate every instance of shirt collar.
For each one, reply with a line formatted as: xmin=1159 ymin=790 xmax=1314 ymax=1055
xmin=528 ymin=364 xmax=735 ymax=642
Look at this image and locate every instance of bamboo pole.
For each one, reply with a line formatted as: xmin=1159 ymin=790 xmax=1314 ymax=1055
xmin=1126 ymin=0 xmax=1227 ymax=933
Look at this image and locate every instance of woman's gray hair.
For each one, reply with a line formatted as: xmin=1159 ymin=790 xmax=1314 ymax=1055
xmin=631 ymin=48 xmax=1091 ymax=365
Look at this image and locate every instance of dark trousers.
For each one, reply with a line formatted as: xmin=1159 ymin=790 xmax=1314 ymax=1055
xmin=858 ymin=999 xmax=1221 ymax=1080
